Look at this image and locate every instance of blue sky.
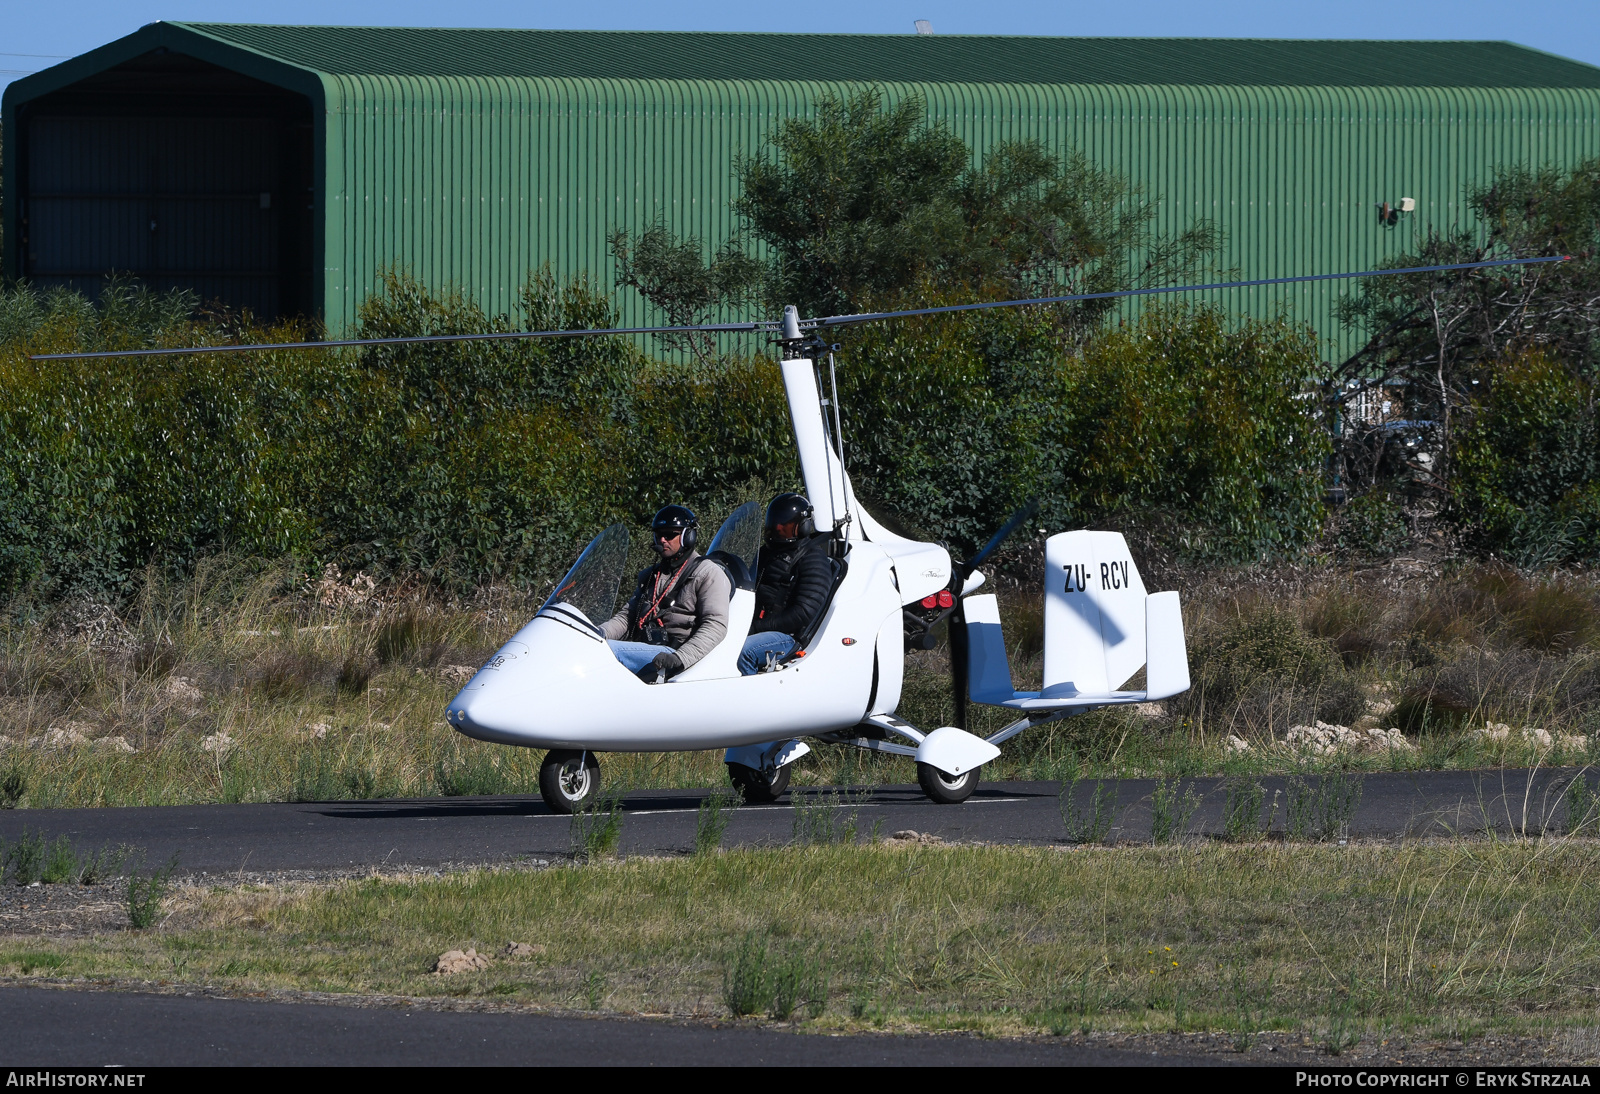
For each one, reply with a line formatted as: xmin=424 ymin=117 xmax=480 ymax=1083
xmin=4 ymin=0 xmax=1599 ymax=92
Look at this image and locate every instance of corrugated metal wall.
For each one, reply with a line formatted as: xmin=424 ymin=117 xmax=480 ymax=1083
xmin=320 ymin=77 xmax=1600 ymax=355
xmin=25 ymin=115 xmax=286 ymax=314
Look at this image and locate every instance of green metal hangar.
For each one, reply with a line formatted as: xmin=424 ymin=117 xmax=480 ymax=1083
xmin=5 ymin=24 xmax=1600 ymax=349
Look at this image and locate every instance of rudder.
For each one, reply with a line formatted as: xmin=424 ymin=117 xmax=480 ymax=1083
xmin=1043 ymin=531 xmax=1147 ymax=696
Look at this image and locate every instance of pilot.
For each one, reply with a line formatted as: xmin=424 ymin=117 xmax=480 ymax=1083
xmin=738 ymin=493 xmax=835 ymax=675
xmin=602 ymin=504 xmax=731 ymax=684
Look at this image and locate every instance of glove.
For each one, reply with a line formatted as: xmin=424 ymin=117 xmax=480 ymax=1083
xmin=637 ymin=651 xmax=683 ymax=684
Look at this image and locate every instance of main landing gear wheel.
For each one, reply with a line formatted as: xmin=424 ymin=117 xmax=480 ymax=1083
xmin=540 ymin=750 xmax=600 ymax=814
xmin=726 ymin=762 xmax=791 ymax=803
xmin=917 ymin=762 xmax=979 ymax=805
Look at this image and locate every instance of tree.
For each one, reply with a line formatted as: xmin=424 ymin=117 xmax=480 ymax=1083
xmin=610 ymin=88 xmax=1217 ymax=339
xmin=606 ymin=225 xmax=762 ymax=365
xmin=1333 ymin=160 xmax=1600 ymax=506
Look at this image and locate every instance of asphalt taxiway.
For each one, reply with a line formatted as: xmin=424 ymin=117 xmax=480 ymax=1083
xmin=0 ymin=768 xmax=1579 ymax=874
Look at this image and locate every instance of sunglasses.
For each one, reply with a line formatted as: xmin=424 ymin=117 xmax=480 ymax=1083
xmin=653 ymin=528 xmax=683 ymax=540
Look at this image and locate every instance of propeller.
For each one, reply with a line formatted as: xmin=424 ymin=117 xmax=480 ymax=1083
xmin=947 ymin=499 xmax=1038 ymax=732
xmin=26 ymin=257 xmax=1566 ymax=361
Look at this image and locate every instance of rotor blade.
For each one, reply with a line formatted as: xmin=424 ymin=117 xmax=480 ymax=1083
xmin=28 ymin=255 xmax=1570 ymax=361
xmin=965 ymin=499 xmax=1040 ymax=571
xmin=803 ymin=256 xmax=1572 ymax=329
xmin=27 ymin=321 xmax=776 ymax=362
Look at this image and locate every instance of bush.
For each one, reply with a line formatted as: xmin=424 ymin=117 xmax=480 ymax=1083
xmin=1 ymin=273 xmax=1332 ymax=599
xmin=1172 ymin=603 xmax=1348 ymax=736
xmin=571 ymin=792 xmax=625 ymax=861
xmin=0 ymin=274 xmax=683 ymax=597
xmin=126 ymin=856 xmax=177 ymax=929
xmin=695 ymin=787 xmax=742 ymax=855
xmin=1190 ymin=607 xmax=1339 ymax=697
xmin=722 ymin=932 xmax=827 ymax=1020
xmin=1335 ymin=490 xmax=1409 ymax=559
xmin=1404 ymin=565 xmax=1600 ymax=654
xmin=1452 ymin=351 xmax=1600 ymax=566
xmin=1390 ymin=685 xmax=1477 ymax=736
xmin=0 ymin=770 xmax=23 ymax=809
xmin=1051 ymin=307 xmax=1328 ymax=562
xmin=839 ymin=304 xmax=1328 ymax=560
xmin=1303 ymin=585 xmax=1387 ymax=665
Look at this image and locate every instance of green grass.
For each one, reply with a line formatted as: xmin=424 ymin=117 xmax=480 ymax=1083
xmin=5 ymin=840 xmax=1600 ymax=1041
xmin=5 ymin=560 xmax=1600 ymax=810
xmin=3 ymin=640 xmax=1593 ymax=811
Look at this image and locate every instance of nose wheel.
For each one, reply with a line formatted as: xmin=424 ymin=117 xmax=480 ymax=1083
xmin=917 ymin=762 xmax=978 ymax=804
xmin=540 ymin=750 xmax=601 ymax=813
xmin=726 ymin=762 xmax=791 ymax=803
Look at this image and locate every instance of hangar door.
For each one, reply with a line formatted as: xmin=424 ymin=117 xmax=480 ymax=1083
xmin=17 ymin=53 xmax=314 ymax=320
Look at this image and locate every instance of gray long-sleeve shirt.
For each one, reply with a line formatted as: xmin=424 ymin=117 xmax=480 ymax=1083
xmin=601 ymin=552 xmax=731 ymax=669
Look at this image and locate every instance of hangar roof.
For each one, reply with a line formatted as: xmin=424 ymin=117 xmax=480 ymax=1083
xmin=168 ymin=24 xmax=1600 ymax=88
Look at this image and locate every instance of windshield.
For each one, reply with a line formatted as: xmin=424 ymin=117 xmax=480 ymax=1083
xmin=541 ymin=523 xmax=630 ymax=626
xmin=708 ymin=501 xmax=763 ymax=570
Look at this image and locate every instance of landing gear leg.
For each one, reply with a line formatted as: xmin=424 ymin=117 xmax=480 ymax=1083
xmin=726 ymin=762 xmax=791 ymax=803
xmin=917 ymin=762 xmax=979 ymax=805
xmin=540 ymin=749 xmax=600 ymax=813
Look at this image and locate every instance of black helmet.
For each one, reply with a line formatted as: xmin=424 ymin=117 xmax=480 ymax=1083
xmin=764 ymin=493 xmax=815 ymax=545
xmin=651 ymin=504 xmax=699 ymax=556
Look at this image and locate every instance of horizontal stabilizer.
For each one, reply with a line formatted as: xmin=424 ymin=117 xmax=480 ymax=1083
xmin=964 ymin=582 xmax=1190 ymax=713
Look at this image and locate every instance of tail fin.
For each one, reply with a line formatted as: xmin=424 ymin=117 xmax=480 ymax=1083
xmin=1043 ymin=531 xmax=1147 ymax=696
xmin=962 ymin=593 xmax=1016 ymax=706
xmin=965 ymin=579 xmax=1190 ymax=711
xmin=1143 ymin=590 xmax=1190 ymax=700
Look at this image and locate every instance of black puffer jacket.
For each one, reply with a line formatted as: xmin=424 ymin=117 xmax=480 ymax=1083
xmin=751 ymin=534 xmax=835 ymax=640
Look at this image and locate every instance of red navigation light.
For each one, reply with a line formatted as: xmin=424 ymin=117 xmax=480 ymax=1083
xmin=937 ymin=590 xmax=954 ymax=608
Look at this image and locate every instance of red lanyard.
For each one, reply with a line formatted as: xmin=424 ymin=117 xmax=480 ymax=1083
xmin=641 ymin=555 xmax=694 ymax=626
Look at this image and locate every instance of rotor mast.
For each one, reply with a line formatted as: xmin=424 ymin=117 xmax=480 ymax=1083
xmin=778 ymin=305 xmax=850 ymax=537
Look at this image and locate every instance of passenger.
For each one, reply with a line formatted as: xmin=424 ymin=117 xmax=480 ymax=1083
xmin=738 ymin=493 xmax=835 ymax=675
xmin=603 ymin=504 xmax=731 ymax=684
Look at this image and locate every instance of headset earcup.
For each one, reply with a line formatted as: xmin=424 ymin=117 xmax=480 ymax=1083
xmin=683 ymin=524 xmax=698 ymax=552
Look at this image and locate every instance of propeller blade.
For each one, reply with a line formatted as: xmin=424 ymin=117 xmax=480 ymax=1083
xmin=964 ymin=499 xmax=1039 ymax=572
xmin=948 ymin=594 xmax=970 ymax=733
xmin=946 ymin=498 xmax=1038 ymax=730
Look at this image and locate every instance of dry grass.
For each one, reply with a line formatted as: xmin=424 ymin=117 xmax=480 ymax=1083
xmin=2 ymin=558 xmax=1600 ymax=808
xmin=5 ymin=840 xmax=1600 ymax=1042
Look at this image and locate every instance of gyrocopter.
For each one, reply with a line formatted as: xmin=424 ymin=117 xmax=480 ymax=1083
xmin=444 ymin=304 xmax=1191 ymax=812
xmin=32 ymin=256 xmax=1566 ymax=812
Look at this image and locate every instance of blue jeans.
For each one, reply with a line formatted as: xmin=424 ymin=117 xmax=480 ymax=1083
xmin=739 ymin=631 xmax=797 ymax=676
xmin=609 ymin=639 xmax=677 ymax=674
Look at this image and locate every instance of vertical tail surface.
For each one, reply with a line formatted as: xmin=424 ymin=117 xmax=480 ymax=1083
xmin=1043 ymin=531 xmax=1147 ymax=695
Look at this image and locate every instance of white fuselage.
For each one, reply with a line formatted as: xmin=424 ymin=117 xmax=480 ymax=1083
xmin=447 ymin=537 xmax=908 ymax=751
xmin=446 ymin=350 xmax=953 ymax=753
